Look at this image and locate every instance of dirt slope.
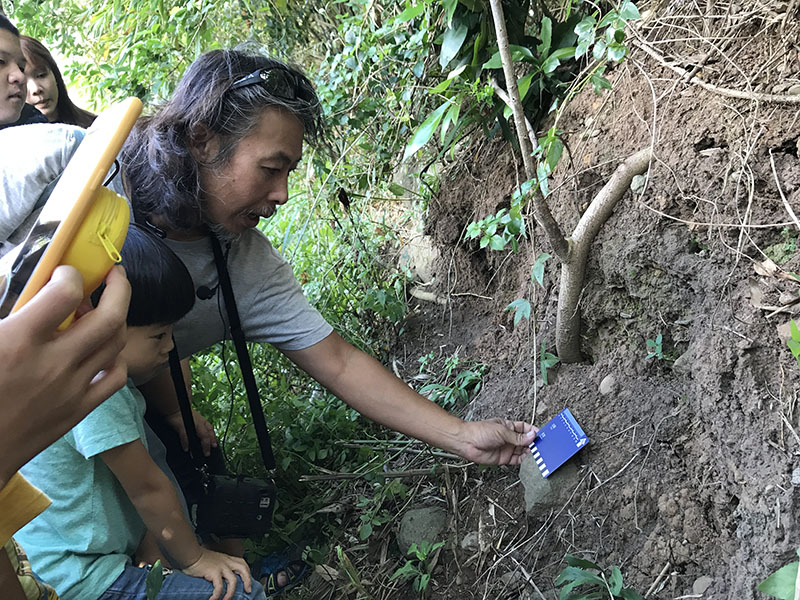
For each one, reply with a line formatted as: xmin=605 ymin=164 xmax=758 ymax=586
xmin=395 ymin=3 xmax=800 ymax=598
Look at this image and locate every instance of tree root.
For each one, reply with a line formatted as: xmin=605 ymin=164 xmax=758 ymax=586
xmin=556 ymin=149 xmax=653 ymax=363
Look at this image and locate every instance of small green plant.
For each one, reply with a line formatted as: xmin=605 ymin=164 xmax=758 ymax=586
xmin=555 ymin=554 xmax=644 ymax=600
xmin=356 ymin=479 xmax=409 ymax=540
xmin=787 ymin=320 xmax=800 ymax=370
xmin=505 ymin=253 xmax=551 ymax=328
xmin=540 ymin=339 xmax=560 ymax=385
xmin=390 ymin=540 xmax=446 ymax=594
xmin=146 ymin=560 xmax=164 ymax=600
xmin=419 ymin=365 xmax=486 ymax=408
xmin=645 ymin=333 xmax=664 ymax=360
xmin=764 ymin=228 xmax=799 ymax=265
xmin=418 ymin=351 xmax=435 ymax=374
xmin=362 ymin=283 xmax=406 ymax=323
xmin=466 ymin=206 xmax=526 ymax=251
xmin=758 ymin=547 xmax=800 ymax=599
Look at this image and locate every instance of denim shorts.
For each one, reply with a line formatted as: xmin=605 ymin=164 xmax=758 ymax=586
xmin=97 ymin=565 xmax=266 ymax=600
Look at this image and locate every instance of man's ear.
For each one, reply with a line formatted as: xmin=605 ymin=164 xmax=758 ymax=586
xmin=188 ymin=124 xmax=218 ymax=163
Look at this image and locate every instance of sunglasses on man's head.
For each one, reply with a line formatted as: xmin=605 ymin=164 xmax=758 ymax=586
xmin=229 ymin=67 xmax=314 ymax=103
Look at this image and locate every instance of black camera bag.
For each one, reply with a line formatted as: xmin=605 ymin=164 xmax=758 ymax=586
xmin=167 ymin=233 xmax=278 ymax=540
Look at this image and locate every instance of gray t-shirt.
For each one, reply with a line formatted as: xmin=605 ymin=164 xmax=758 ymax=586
xmin=0 ymin=123 xmax=333 ymax=354
xmin=163 ymin=230 xmax=332 ymax=357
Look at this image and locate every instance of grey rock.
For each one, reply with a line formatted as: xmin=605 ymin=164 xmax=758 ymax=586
xmin=499 ymin=571 xmax=522 ymax=586
xmin=672 ymin=344 xmax=695 ymax=375
xmin=788 ymin=84 xmax=800 ymax=96
xmin=630 ymin=174 xmax=647 ymax=193
xmin=520 ymin=454 xmax=580 ymax=513
xmin=792 ymin=468 xmax=800 ymax=486
xmin=599 ymin=375 xmax=617 ymax=396
xmin=693 ymin=576 xmax=713 ymax=595
xmin=779 ymin=291 xmax=798 ymax=305
xmin=460 ymin=531 xmax=479 ymax=550
xmin=397 ymin=507 xmax=447 ymax=554
xmin=398 ymin=235 xmax=439 ymax=284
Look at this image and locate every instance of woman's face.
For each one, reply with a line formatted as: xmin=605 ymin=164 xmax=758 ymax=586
xmin=196 ymin=107 xmax=304 ymax=235
xmin=26 ymin=63 xmax=58 ymax=121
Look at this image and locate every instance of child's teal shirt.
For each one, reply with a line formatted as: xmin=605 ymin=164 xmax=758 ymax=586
xmin=16 ymin=382 xmax=148 ymax=600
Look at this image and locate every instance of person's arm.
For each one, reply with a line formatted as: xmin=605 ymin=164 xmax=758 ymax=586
xmin=0 ymin=265 xmax=129 ymax=488
xmin=137 ymin=360 xmax=218 ymax=456
xmin=283 ymin=332 xmax=537 ymax=465
xmin=100 ymin=440 xmax=250 ymax=600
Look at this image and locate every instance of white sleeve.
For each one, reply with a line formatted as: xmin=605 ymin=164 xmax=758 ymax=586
xmin=0 ymin=124 xmax=87 ymax=248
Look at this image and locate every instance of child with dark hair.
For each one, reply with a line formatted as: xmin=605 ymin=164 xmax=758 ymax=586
xmin=15 ymin=224 xmax=265 ymax=600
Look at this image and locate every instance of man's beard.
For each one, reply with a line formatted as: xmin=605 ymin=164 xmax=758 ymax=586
xmin=206 ymin=221 xmax=241 ymax=245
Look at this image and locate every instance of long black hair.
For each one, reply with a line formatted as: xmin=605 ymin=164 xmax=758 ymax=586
xmin=118 ymin=224 xmax=195 ymax=327
xmin=20 ymin=36 xmax=95 ymax=128
xmin=120 ymin=50 xmax=325 ymax=233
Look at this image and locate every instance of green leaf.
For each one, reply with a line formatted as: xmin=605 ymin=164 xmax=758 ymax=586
xmin=518 ymin=72 xmax=535 ymax=101
xmin=546 ymin=138 xmax=564 ymax=172
xmin=556 ymin=566 xmax=606 ymax=598
xmin=506 ymin=298 xmax=531 ymax=328
xmin=758 ymin=561 xmax=798 ymax=600
xmin=598 ymin=10 xmax=620 ymax=28
xmin=574 ymin=16 xmax=596 ymax=42
xmin=620 ymin=588 xmax=646 ymax=600
xmin=593 ymin=39 xmax=608 ymax=61
xmin=489 ymin=235 xmax=507 ymax=251
xmin=389 ymin=183 xmax=407 ymax=196
xmin=503 ymin=73 xmax=535 ymax=119
xmin=531 ymin=253 xmax=550 ymax=287
xmin=440 ymin=22 xmax=468 ymax=68
xmin=791 ymin=319 xmax=800 ymax=342
xmin=538 ymin=17 xmax=552 ymax=57
xmin=396 ymin=3 xmax=425 ymax=23
xmin=441 ymin=101 xmax=461 ymax=143
xmin=430 ymin=77 xmax=455 ymax=93
xmin=442 ymin=0 xmax=458 ymax=27
xmin=619 ymin=1 xmax=641 ymax=20
xmin=482 ymin=45 xmax=535 ymax=69
xmin=537 ymin=162 xmax=550 ymax=196
xmin=608 ymin=566 xmax=623 ymax=594
xmin=404 ymin=101 xmax=450 ymax=159
xmin=607 ymin=43 xmax=627 ymax=61
xmin=146 ymin=560 xmax=164 ymax=600
xmin=542 ymin=47 xmax=576 ymax=74
xmin=359 ymin=521 xmax=373 ymax=540
xmin=542 ymin=54 xmax=561 ymax=74
xmin=575 ymin=41 xmax=591 ymax=59
xmin=590 ymin=72 xmax=613 ymax=94
xmin=564 ymin=554 xmax=602 ymax=570
xmin=512 ymin=179 xmax=535 ymax=204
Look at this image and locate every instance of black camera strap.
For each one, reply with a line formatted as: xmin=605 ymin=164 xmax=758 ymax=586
xmin=167 ymin=233 xmax=276 ymax=472
xmin=168 ymin=346 xmax=210 ymax=477
xmin=208 ymin=233 xmax=276 ymax=471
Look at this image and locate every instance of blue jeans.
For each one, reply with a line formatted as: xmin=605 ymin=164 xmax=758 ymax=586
xmin=97 ymin=565 xmax=266 ymax=600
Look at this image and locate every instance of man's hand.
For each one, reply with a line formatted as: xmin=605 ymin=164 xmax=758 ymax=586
xmin=0 ymin=265 xmax=130 ymax=485
xmin=164 ymin=408 xmax=218 ymax=457
xmin=458 ymin=419 xmax=538 ymax=465
xmin=182 ymin=549 xmax=251 ymax=600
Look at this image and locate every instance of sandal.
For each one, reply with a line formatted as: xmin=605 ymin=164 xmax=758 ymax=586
xmin=251 ymin=553 xmax=310 ymax=597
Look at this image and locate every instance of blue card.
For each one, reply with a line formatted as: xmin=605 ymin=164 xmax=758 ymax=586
xmin=529 ymin=408 xmax=588 ymax=478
